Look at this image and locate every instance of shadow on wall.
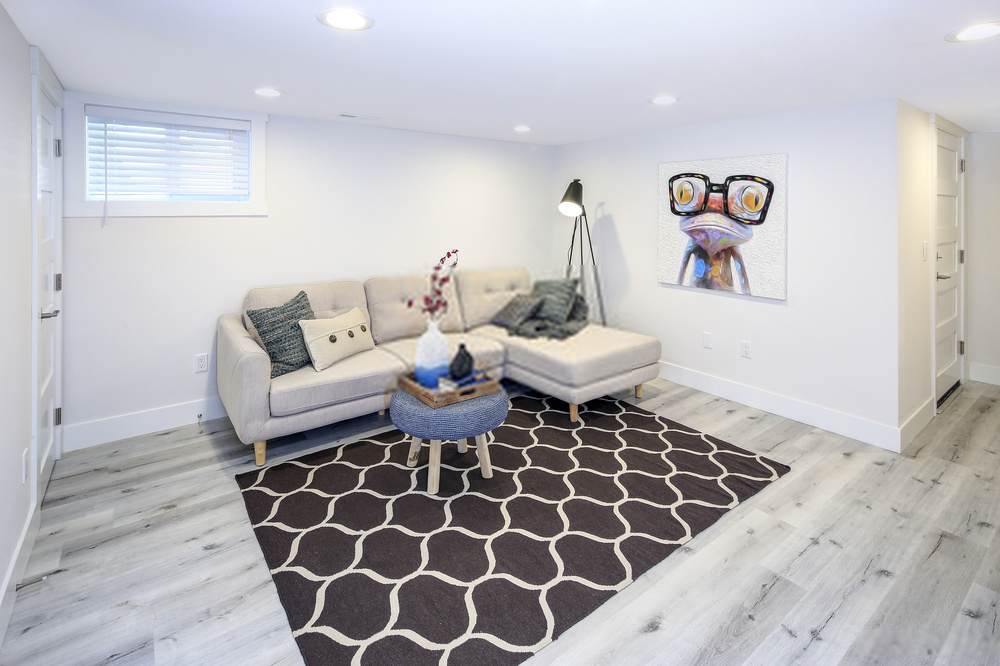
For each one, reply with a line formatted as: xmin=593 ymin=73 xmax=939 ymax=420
xmin=591 ymin=203 xmax=630 ymax=314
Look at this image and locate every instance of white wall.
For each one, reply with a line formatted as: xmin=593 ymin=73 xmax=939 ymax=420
xmin=552 ymin=100 xmax=908 ymax=449
xmin=896 ymin=102 xmax=934 ymax=439
xmin=966 ymin=132 xmax=1000 ymax=386
xmin=0 ymin=2 xmax=34 ymax=639
xmin=62 ymin=115 xmax=557 ymax=448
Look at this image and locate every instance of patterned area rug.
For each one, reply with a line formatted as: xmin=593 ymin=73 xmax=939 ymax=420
xmin=237 ymin=392 xmax=789 ymax=665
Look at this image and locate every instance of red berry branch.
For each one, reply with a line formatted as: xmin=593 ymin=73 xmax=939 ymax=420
xmin=407 ymin=249 xmax=459 ymax=321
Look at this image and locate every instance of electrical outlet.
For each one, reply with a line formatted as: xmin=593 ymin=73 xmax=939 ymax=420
xmin=194 ymin=353 xmax=209 ymax=373
xmin=21 ymin=448 xmax=28 ymax=483
xmin=702 ymin=331 xmax=713 ymax=349
xmin=740 ymin=340 xmax=752 ymax=359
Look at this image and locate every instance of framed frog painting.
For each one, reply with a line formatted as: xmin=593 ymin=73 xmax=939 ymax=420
xmin=658 ymin=153 xmax=787 ymax=301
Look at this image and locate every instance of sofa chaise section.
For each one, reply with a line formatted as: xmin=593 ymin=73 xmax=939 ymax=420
xmin=470 ymin=323 xmax=660 ymax=419
xmin=457 ymin=268 xmax=662 ymax=420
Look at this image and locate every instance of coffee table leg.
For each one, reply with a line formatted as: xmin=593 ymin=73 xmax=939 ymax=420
xmin=458 ymin=438 xmax=468 ymax=454
xmin=406 ymin=437 xmax=421 ymax=468
xmin=475 ymin=433 xmax=493 ymax=479
xmin=428 ymin=440 xmax=442 ymax=494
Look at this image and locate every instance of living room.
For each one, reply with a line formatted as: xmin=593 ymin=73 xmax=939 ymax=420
xmin=1 ymin=2 xmax=999 ymax=664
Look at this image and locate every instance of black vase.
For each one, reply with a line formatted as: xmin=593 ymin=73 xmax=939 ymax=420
xmin=449 ymin=343 xmax=475 ymax=381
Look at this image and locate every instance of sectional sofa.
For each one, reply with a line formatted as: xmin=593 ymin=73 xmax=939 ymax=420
xmin=217 ymin=267 xmax=661 ymax=464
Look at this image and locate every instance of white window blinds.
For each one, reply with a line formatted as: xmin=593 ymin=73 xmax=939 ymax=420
xmin=85 ymin=105 xmax=251 ymax=202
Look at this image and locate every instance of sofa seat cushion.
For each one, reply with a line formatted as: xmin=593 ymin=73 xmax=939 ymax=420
xmin=269 ymin=348 xmax=405 ymax=417
xmin=380 ymin=333 xmax=505 ymax=373
xmin=472 ymin=324 xmax=661 ymax=386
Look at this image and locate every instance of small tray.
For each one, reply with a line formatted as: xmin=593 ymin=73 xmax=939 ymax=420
xmin=398 ymin=372 xmax=501 ymax=409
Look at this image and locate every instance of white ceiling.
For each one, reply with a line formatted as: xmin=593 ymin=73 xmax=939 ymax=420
xmin=4 ymin=0 xmax=1000 ymax=144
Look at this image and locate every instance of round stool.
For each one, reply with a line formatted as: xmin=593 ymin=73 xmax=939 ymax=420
xmin=389 ymin=388 xmax=509 ymax=494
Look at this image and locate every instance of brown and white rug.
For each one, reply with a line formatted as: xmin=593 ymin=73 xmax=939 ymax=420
xmin=237 ymin=392 xmax=789 ymax=665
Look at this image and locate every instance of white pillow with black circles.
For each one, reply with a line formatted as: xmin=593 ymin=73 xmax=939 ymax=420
xmin=299 ymin=307 xmax=375 ymax=372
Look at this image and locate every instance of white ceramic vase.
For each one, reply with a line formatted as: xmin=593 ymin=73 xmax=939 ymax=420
xmin=414 ymin=319 xmax=450 ymax=388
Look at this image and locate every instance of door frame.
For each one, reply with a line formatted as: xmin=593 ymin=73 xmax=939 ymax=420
xmin=29 ymin=47 xmax=64 ymax=506
xmin=930 ymin=114 xmax=967 ymax=411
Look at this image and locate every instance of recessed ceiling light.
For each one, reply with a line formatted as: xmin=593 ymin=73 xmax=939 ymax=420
xmin=254 ymin=87 xmax=281 ymax=98
xmin=318 ymin=7 xmax=374 ymax=31
xmin=651 ymin=94 xmax=678 ymax=107
xmin=513 ymin=124 xmax=531 ymax=134
xmin=946 ymin=21 xmax=1000 ymax=42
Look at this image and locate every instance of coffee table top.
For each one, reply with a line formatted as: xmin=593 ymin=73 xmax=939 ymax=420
xmin=389 ymin=388 xmax=509 ymax=441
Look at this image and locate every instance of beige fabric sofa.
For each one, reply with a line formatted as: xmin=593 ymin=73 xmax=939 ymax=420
xmin=217 ymin=268 xmax=661 ymax=464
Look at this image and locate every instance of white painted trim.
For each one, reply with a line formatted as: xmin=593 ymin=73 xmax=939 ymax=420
xmin=930 ymin=114 xmax=968 ymax=403
xmin=62 ymin=396 xmax=226 ymax=451
xmin=659 ymin=361 xmax=902 ymax=452
xmin=970 ymin=362 xmax=1000 ymax=387
xmin=0 ymin=501 xmax=38 ymax=647
xmin=900 ymin=396 xmax=935 ymax=447
xmin=62 ymin=91 xmax=268 ymax=218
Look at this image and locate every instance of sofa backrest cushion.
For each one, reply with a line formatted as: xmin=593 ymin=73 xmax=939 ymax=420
xmin=364 ymin=275 xmax=465 ymax=344
xmin=455 ymin=268 xmax=532 ymax=329
xmin=242 ymin=281 xmax=368 ymax=344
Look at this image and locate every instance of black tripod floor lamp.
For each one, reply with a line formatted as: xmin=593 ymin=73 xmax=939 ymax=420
xmin=558 ymin=178 xmax=607 ymax=325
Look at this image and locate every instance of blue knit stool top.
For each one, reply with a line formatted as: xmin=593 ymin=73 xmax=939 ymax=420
xmin=389 ymin=389 xmax=509 ymax=441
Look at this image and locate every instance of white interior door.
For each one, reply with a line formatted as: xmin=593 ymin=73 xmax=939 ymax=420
xmin=33 ymin=81 xmax=63 ymax=492
xmin=934 ymin=127 xmax=963 ymax=405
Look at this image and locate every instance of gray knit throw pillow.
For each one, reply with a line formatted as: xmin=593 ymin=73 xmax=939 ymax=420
xmin=491 ymin=294 xmax=543 ymax=330
xmin=246 ymin=291 xmax=315 ymax=378
xmin=532 ymin=278 xmax=579 ymax=323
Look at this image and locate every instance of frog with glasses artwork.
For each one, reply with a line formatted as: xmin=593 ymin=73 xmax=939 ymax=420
xmin=660 ymin=153 xmax=786 ymax=299
xmin=668 ymin=172 xmax=773 ymax=295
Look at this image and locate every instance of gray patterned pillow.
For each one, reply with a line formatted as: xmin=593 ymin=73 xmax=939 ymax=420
xmin=569 ymin=293 xmax=589 ymax=322
xmin=532 ymin=279 xmax=579 ymax=323
xmin=491 ymin=294 xmax=543 ymax=330
xmin=246 ymin=291 xmax=315 ymax=378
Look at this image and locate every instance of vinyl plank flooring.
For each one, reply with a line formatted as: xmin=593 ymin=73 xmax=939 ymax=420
xmin=840 ymin=528 xmax=987 ymax=665
xmin=4 ymin=378 xmax=1000 ymax=665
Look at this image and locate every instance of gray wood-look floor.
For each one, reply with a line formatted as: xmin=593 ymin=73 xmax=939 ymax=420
xmin=3 ymin=379 xmax=999 ymax=665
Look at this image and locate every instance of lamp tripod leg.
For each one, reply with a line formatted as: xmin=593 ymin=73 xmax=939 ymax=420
xmin=578 ymin=215 xmax=587 ymax=302
xmin=566 ymin=218 xmax=578 ymax=279
xmin=582 ymin=210 xmax=607 ymax=326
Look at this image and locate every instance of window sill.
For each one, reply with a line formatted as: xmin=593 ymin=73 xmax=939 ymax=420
xmin=64 ymin=199 xmax=269 ymax=218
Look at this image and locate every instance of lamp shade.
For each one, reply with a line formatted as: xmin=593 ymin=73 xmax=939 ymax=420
xmin=558 ymin=179 xmax=583 ymax=217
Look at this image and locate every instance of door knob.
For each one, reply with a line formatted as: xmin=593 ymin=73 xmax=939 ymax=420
xmin=39 ymin=308 xmax=60 ymax=319
xmin=936 ymin=274 xmax=951 ymax=281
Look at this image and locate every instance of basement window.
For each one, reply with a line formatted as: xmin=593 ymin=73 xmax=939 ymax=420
xmin=65 ymin=96 xmax=267 ymax=217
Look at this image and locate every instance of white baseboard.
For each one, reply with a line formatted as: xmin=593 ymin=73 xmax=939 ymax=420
xmin=0 ymin=501 xmax=39 ymax=647
xmin=659 ymin=361 xmax=903 ymax=452
xmin=62 ymin=396 xmax=226 ymax=452
xmin=899 ymin=397 xmax=935 ymax=448
xmin=970 ymin=362 xmax=1000 ymax=387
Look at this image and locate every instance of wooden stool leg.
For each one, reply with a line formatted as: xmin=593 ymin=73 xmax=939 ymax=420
xmin=634 ymin=384 xmax=644 ymax=399
xmin=254 ymin=440 xmax=267 ymax=466
xmin=427 ymin=440 xmax=442 ymax=494
xmin=406 ymin=437 xmax=421 ymax=467
xmin=569 ymin=403 xmax=579 ymax=423
xmin=475 ymin=434 xmax=493 ymax=479
xmin=457 ymin=438 xmax=468 ymax=454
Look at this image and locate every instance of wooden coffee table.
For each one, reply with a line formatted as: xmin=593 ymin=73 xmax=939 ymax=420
xmin=389 ymin=388 xmax=509 ymax=494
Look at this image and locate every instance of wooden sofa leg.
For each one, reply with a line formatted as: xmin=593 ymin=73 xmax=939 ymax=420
xmin=569 ymin=403 xmax=579 ymax=423
xmin=254 ymin=440 xmax=267 ymax=466
xmin=635 ymin=384 xmax=644 ymax=399
xmin=379 ymin=392 xmax=391 ymax=416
